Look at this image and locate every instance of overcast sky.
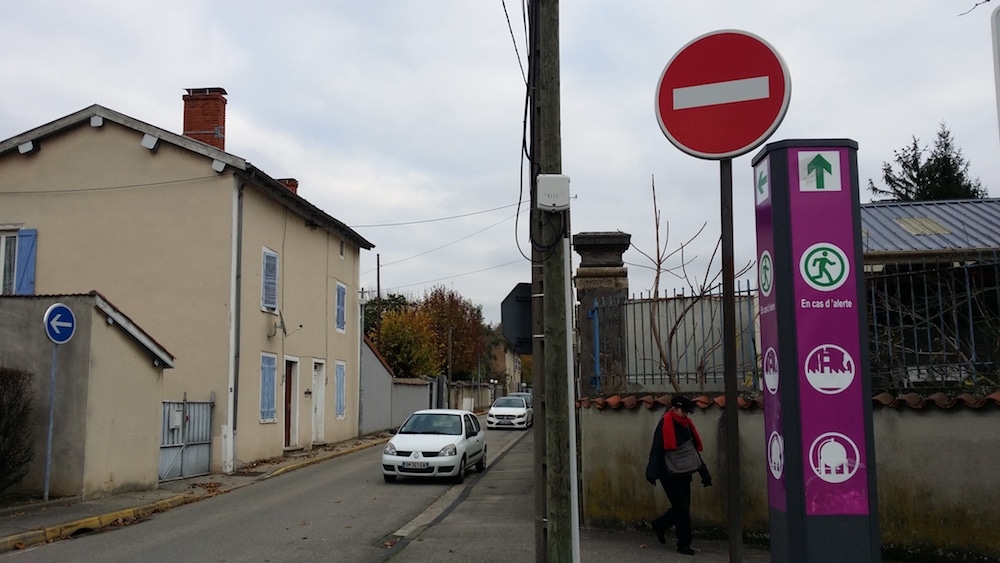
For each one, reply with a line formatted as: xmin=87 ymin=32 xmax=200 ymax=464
xmin=3 ymin=1 xmax=999 ymax=324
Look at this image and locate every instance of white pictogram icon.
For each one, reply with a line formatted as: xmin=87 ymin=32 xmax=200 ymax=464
xmin=808 ymin=432 xmax=860 ymax=484
xmin=768 ymin=431 xmax=784 ymax=480
xmin=763 ymin=347 xmax=779 ymax=394
xmin=804 ymin=344 xmax=856 ymax=395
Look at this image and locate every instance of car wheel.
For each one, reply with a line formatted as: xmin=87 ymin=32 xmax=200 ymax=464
xmin=383 ymin=474 xmax=397 ymax=483
xmin=475 ymin=446 xmax=487 ymax=473
xmin=453 ymin=455 xmax=467 ymax=484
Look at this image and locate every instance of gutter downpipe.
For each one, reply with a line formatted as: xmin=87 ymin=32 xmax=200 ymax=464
xmin=225 ymin=176 xmax=248 ymax=473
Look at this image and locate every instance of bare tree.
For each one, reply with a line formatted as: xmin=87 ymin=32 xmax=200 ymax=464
xmin=631 ymin=177 xmax=754 ymax=392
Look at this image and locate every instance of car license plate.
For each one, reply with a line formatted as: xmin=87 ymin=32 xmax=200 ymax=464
xmin=500 ymin=420 xmax=512 ymax=425
xmin=402 ymin=461 xmax=428 ymax=469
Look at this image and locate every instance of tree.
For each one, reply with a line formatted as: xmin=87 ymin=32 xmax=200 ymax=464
xmin=362 ymin=293 xmax=411 ymax=340
xmin=0 ymin=367 xmax=34 ymax=494
xmin=419 ymin=286 xmax=485 ymax=381
xmin=372 ymin=307 xmax=440 ymax=378
xmin=868 ymin=122 xmax=987 ymax=201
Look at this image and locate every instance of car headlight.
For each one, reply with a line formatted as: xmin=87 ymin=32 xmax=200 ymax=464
xmin=439 ymin=444 xmax=457 ymax=457
xmin=384 ymin=442 xmax=397 ymax=456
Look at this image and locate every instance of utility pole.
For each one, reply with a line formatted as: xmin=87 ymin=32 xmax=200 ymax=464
xmin=529 ymin=0 xmax=574 ymax=561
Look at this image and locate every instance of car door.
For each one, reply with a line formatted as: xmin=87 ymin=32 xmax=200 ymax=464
xmin=463 ymin=413 xmax=485 ymax=462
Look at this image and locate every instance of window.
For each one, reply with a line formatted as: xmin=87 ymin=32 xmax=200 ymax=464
xmin=339 ymin=239 xmax=345 ymax=258
xmin=262 ymin=248 xmax=278 ymax=311
xmin=335 ymin=361 xmax=346 ymax=419
xmin=260 ymin=354 xmax=277 ymax=422
xmin=0 ymin=229 xmax=36 ymax=295
xmin=335 ymin=282 xmax=347 ymax=332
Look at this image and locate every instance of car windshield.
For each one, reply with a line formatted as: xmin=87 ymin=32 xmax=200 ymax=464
xmin=399 ymin=413 xmax=463 ymax=435
xmin=493 ymin=398 xmax=525 ymax=408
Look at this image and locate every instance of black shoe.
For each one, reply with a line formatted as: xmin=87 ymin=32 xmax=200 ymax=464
xmin=652 ymin=522 xmax=666 ymax=544
xmin=677 ymin=546 xmax=696 ymax=555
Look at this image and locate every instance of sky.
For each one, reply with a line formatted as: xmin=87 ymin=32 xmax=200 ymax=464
xmin=3 ymin=1 xmax=999 ymax=325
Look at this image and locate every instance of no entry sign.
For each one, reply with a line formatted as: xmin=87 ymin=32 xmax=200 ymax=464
xmin=656 ymin=30 xmax=791 ymax=159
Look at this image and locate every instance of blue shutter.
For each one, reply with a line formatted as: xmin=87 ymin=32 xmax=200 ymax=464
xmin=261 ymin=355 xmax=277 ymax=420
xmin=336 ymin=283 xmax=347 ymax=331
xmin=15 ymin=229 xmax=36 ymax=295
xmin=335 ymin=362 xmax=346 ymax=418
xmin=262 ymin=250 xmax=278 ymax=310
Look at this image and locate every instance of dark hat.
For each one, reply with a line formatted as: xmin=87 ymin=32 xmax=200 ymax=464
xmin=670 ymin=396 xmax=696 ymax=413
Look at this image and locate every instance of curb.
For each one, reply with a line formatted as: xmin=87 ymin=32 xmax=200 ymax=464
xmin=0 ymin=436 xmax=390 ymax=554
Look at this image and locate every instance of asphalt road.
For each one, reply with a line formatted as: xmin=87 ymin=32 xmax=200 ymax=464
xmin=3 ymin=427 xmax=526 ymax=562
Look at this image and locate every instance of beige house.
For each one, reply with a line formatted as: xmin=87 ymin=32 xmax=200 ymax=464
xmin=0 ymin=88 xmax=374 ymax=474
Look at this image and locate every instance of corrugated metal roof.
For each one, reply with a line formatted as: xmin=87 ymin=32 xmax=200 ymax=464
xmin=861 ymin=198 xmax=1000 ymax=254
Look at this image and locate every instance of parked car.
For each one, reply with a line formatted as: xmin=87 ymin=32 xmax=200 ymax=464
xmin=506 ymin=391 xmax=533 ymax=408
xmin=487 ymin=396 xmax=533 ymax=430
xmin=381 ymin=409 xmax=487 ymax=483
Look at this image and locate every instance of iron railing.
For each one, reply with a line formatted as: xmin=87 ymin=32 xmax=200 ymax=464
xmin=584 ymin=256 xmax=1000 ymax=395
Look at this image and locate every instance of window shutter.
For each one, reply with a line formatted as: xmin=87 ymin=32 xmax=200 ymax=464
xmin=336 ymin=283 xmax=347 ymax=331
xmin=15 ymin=229 xmax=36 ymax=295
xmin=335 ymin=362 xmax=346 ymax=418
xmin=261 ymin=355 xmax=277 ymax=420
xmin=262 ymin=250 xmax=278 ymax=310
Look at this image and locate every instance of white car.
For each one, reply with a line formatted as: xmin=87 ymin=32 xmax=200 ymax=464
xmin=381 ymin=409 xmax=487 ymax=483
xmin=486 ymin=396 xmax=533 ymax=430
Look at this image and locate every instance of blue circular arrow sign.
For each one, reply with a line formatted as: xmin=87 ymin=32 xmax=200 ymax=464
xmin=43 ymin=303 xmax=76 ymax=344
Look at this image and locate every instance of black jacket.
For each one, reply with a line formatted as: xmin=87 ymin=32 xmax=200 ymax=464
xmin=645 ymin=416 xmax=712 ymax=486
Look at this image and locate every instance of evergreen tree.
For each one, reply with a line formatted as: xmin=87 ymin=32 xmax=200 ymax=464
xmin=868 ymin=122 xmax=986 ymax=201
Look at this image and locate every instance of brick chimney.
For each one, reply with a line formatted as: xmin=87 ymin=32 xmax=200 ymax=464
xmin=183 ymin=87 xmax=227 ymax=150
xmin=277 ymin=179 xmax=299 ymax=194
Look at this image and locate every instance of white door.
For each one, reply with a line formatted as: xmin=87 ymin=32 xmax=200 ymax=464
xmin=312 ymin=361 xmax=326 ymax=444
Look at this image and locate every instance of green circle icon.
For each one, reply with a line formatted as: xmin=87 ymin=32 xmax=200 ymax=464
xmin=799 ymin=242 xmax=849 ymax=292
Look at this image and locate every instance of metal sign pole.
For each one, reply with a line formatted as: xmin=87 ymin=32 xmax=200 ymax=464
xmin=44 ymin=343 xmax=58 ymax=501
xmin=720 ymin=158 xmax=743 ymax=562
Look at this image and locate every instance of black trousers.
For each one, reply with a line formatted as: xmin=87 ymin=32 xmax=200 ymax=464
xmin=653 ymin=473 xmax=693 ymax=548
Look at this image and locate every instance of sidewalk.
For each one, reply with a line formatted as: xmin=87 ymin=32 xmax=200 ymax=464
xmin=0 ymin=430 xmax=768 ymax=561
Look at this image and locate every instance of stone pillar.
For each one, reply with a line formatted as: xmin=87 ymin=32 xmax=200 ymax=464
xmin=573 ymin=231 xmax=630 ymax=397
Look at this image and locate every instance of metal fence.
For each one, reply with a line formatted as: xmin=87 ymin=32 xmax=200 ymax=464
xmin=867 ymin=253 xmax=1000 ymax=390
xmin=585 ymin=280 xmax=759 ymax=395
xmin=585 ymin=257 xmax=1000 ymax=395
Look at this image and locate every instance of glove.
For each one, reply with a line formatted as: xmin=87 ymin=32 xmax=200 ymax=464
xmin=697 ymin=462 xmax=712 ymax=487
xmin=645 ymin=461 xmax=658 ymax=485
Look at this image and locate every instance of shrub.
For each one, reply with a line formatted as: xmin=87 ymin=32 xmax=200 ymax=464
xmin=0 ymin=367 xmax=34 ymax=494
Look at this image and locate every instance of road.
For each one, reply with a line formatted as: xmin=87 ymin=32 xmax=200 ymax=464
xmin=3 ymin=425 xmax=526 ymax=562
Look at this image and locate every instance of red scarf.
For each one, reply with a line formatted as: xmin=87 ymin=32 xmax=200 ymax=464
xmin=662 ymin=410 xmax=703 ymax=451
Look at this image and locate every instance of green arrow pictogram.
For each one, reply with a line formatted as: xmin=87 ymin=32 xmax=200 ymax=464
xmin=807 ymin=154 xmax=832 ymax=189
xmin=757 ymin=170 xmax=767 ymax=194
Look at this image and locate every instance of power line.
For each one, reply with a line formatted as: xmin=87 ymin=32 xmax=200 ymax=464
xmin=350 ymin=200 xmax=526 ymax=228
xmin=364 ymin=209 xmax=527 ymax=272
xmin=382 ymin=258 xmax=525 ymax=290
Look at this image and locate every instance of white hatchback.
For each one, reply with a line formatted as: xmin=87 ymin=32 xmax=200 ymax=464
xmin=381 ymin=409 xmax=487 ymax=483
xmin=486 ymin=396 xmax=533 ymax=430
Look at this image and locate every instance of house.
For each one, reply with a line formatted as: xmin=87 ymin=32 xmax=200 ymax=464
xmin=0 ymin=292 xmax=172 ymax=499
xmin=0 ymin=88 xmax=374 ymax=475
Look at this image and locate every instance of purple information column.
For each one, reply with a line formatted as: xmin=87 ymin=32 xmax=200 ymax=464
xmin=752 ymin=139 xmax=881 ymax=563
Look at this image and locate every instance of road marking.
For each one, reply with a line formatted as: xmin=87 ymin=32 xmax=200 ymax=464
xmin=673 ymin=76 xmax=769 ymax=110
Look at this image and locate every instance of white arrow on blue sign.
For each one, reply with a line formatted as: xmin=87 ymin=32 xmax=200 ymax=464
xmin=44 ymin=303 xmax=76 ymax=344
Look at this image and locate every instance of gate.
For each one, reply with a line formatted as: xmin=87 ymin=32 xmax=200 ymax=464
xmin=159 ymin=400 xmax=213 ymax=481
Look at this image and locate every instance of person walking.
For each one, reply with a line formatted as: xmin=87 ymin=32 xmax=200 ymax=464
xmin=645 ymin=395 xmax=711 ymax=556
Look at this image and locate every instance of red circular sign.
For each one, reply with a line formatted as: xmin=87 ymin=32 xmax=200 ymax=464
xmin=655 ymin=30 xmax=791 ymax=159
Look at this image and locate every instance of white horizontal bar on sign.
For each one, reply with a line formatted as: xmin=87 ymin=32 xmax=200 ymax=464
xmin=673 ymin=76 xmax=770 ymax=110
